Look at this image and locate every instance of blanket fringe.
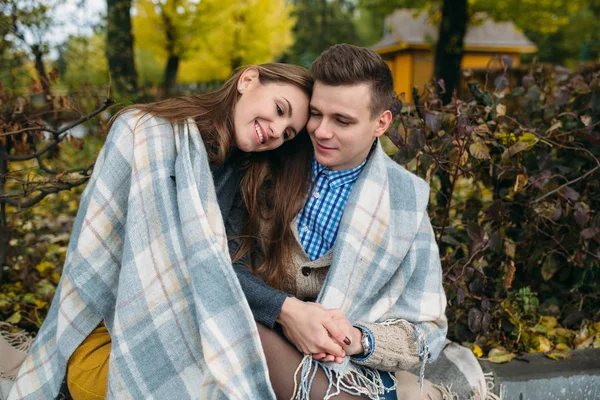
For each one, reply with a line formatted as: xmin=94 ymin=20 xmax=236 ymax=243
xmin=482 ymin=372 xmax=502 ymax=400
xmin=432 ymin=383 xmax=459 ymax=400
xmin=0 ymin=322 xmax=33 ymax=353
xmin=0 ymin=322 xmax=33 ymax=380
xmin=291 ymin=356 xmax=397 ymax=400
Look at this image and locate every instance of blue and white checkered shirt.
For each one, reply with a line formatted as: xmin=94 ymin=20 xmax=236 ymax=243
xmin=296 ymin=157 xmax=367 ymax=261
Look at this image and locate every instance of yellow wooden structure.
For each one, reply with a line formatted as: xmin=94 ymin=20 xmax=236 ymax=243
xmin=373 ymin=10 xmax=538 ymax=102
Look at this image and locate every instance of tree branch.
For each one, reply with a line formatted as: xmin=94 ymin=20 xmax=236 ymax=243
xmin=0 ymin=177 xmax=90 ymax=209
xmin=6 ymin=98 xmax=114 ymax=161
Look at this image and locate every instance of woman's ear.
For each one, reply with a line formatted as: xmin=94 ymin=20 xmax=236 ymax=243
xmin=237 ymin=67 xmax=259 ymax=93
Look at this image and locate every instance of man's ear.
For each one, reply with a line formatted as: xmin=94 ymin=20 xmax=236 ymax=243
xmin=373 ymin=110 xmax=393 ymax=138
xmin=237 ymin=67 xmax=260 ymax=92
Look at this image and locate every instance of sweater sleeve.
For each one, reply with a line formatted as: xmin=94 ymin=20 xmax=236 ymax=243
xmin=224 ymin=190 xmax=292 ymax=328
xmin=351 ymin=320 xmax=420 ymax=372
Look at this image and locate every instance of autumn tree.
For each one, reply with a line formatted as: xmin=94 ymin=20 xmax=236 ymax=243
xmin=106 ymin=0 xmax=138 ymax=95
xmin=524 ymin=2 xmax=600 ymax=65
xmin=284 ymin=0 xmax=362 ymax=66
xmin=0 ymin=0 xmax=60 ymax=95
xmin=434 ymin=0 xmax=467 ymax=104
xmin=56 ymin=33 xmax=109 ymax=89
xmin=133 ymin=0 xmax=294 ymax=96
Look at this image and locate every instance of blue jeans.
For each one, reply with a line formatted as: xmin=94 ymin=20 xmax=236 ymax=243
xmin=380 ymin=371 xmax=397 ymax=400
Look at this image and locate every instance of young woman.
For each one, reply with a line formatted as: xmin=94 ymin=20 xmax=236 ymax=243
xmin=7 ymin=63 xmax=314 ymax=400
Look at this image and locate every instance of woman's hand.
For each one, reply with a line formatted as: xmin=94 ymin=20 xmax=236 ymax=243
xmin=277 ymin=298 xmax=351 ymax=362
xmin=312 ymin=311 xmax=364 ymax=361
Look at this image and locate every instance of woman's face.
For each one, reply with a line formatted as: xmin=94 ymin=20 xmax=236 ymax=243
xmin=233 ymin=68 xmax=310 ymax=153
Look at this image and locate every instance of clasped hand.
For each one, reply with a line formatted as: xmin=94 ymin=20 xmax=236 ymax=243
xmin=277 ymin=297 xmax=363 ymax=364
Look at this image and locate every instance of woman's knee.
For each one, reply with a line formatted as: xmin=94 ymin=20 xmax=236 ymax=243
xmin=66 ymin=324 xmax=111 ymax=400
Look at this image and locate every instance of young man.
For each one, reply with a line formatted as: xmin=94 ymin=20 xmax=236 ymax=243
xmin=235 ymin=44 xmax=460 ymax=399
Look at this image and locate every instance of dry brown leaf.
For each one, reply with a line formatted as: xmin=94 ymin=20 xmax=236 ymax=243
xmin=514 ymin=174 xmax=528 ymax=192
xmin=504 ymin=261 xmax=516 ymax=291
xmin=496 ymin=104 xmax=507 ymax=117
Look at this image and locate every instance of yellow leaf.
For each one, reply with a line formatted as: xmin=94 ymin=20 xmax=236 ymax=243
xmin=52 ymin=272 xmax=61 ymax=284
xmin=538 ymin=336 xmax=552 ymax=352
xmin=473 ymin=344 xmax=483 ymax=358
xmin=554 ymin=328 xmax=575 ymax=337
xmin=546 ymin=351 xmax=572 ymax=361
xmin=594 ymin=335 xmax=600 ymax=349
xmin=518 ymin=132 xmax=539 ymax=148
xmin=7 ymin=311 xmax=21 ymax=325
xmin=540 ymin=316 xmax=558 ymax=329
xmin=36 ymin=261 xmax=54 ymax=275
xmin=34 ymin=299 xmax=48 ymax=309
xmin=487 ymin=347 xmax=516 ymax=363
xmin=555 ymin=343 xmax=571 ymax=351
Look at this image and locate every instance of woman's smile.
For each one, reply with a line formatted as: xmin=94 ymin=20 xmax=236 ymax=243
xmin=254 ymin=120 xmax=266 ymax=145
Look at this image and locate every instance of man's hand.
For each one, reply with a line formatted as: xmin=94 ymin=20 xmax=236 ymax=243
xmin=277 ymin=297 xmax=351 ymax=362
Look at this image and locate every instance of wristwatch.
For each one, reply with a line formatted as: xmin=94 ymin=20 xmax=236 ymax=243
xmin=359 ymin=326 xmax=372 ymax=356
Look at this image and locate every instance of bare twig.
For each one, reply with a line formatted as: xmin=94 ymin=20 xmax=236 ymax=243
xmin=0 ymin=177 xmax=89 ymax=209
xmin=35 ymin=155 xmax=95 ymax=176
xmin=533 ymin=165 xmax=600 ymax=204
xmin=6 ymin=98 xmax=114 ymax=161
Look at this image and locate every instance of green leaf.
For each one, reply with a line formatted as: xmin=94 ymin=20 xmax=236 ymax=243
xmin=380 ymin=134 xmax=400 ymax=156
xmin=541 ymin=255 xmax=559 ymax=281
xmin=504 ymin=238 xmax=516 ymax=259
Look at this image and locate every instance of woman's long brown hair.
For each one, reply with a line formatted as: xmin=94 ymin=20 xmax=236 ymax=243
xmin=108 ymin=63 xmax=313 ymax=290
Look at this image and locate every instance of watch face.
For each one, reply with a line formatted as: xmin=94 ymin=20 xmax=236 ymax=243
xmin=361 ymin=329 xmax=371 ymax=354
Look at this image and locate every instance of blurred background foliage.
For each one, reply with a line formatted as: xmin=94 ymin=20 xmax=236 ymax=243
xmin=0 ymin=0 xmax=599 ymax=360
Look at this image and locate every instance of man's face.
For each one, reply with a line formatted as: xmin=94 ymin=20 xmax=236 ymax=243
xmin=307 ymin=82 xmax=391 ymax=171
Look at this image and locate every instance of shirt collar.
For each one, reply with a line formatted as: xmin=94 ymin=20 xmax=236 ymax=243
xmin=312 ymin=156 xmax=368 ymax=189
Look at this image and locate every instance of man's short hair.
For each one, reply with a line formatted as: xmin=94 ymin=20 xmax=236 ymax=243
xmin=311 ymin=44 xmax=396 ymax=119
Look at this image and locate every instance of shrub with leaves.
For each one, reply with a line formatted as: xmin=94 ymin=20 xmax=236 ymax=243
xmin=383 ymin=60 xmax=600 ymax=358
xmin=0 ymin=78 xmax=112 ymax=331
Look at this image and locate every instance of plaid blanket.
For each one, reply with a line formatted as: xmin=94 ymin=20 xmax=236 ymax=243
xmin=8 ymin=112 xmax=275 ymax=399
xmin=294 ymin=143 xmax=488 ymax=399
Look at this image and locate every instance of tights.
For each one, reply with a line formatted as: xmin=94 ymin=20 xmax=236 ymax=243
xmin=256 ymin=324 xmax=369 ymax=400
